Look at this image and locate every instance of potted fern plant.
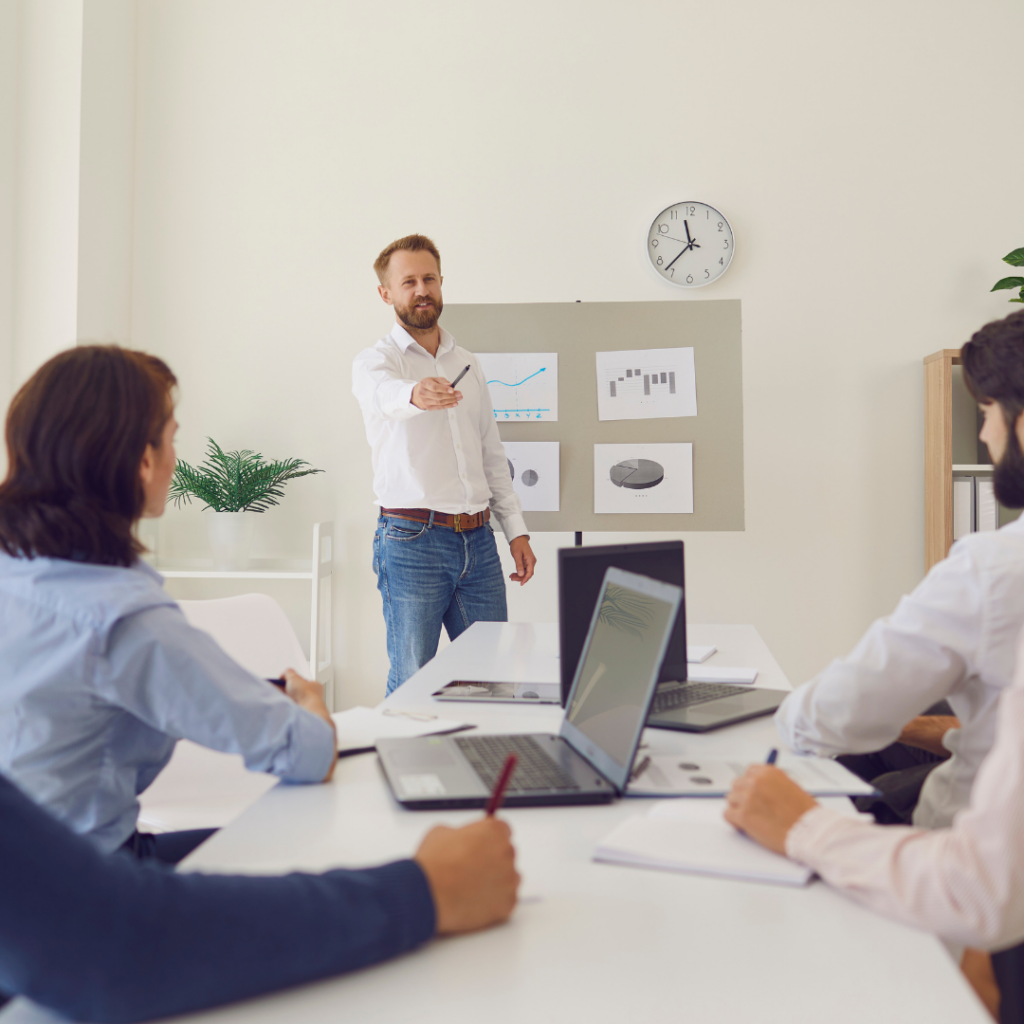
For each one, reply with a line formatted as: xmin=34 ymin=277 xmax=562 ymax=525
xmin=168 ymin=439 xmax=323 ymax=569
xmin=991 ymin=247 xmax=1024 ymax=304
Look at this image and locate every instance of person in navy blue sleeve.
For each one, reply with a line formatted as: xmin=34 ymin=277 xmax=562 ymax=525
xmin=0 ymin=346 xmax=338 ymax=862
xmin=0 ymin=771 xmax=519 ymax=1022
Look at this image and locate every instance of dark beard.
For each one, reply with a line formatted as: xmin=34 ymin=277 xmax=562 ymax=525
xmin=395 ymin=296 xmax=442 ymax=331
xmin=994 ymin=424 xmax=1024 ymax=509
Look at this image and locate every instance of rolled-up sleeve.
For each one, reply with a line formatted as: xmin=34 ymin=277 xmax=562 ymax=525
xmin=352 ymin=345 xmax=424 ymax=421
xmin=98 ymin=606 xmax=336 ymax=783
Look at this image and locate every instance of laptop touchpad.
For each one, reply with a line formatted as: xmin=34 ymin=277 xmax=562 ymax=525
xmin=388 ymin=744 xmax=457 ymax=770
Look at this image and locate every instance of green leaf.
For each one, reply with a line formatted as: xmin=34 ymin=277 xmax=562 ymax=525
xmin=1003 ymin=248 xmax=1024 ymax=267
xmin=168 ymin=437 xmax=323 ymax=512
xmin=991 ymin=277 xmax=1024 ymax=292
xmin=1011 ymin=298 xmax=1024 ymax=304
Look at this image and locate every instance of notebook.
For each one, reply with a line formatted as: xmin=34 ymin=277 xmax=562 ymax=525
xmin=331 ymin=706 xmax=473 ymax=757
xmin=593 ymin=804 xmax=813 ymax=887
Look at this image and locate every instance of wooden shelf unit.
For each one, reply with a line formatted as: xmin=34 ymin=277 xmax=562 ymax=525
xmin=924 ymin=350 xmax=962 ymax=572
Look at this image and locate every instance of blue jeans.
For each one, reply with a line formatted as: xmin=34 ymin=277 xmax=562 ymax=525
xmin=373 ymin=514 xmax=508 ymax=694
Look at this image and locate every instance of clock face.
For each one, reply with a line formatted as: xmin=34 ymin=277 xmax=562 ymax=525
xmin=647 ymin=202 xmax=734 ymax=287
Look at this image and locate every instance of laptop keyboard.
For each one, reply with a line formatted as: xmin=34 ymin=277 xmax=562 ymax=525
xmin=455 ymin=735 xmax=581 ymax=792
xmin=651 ymin=682 xmax=750 ymax=713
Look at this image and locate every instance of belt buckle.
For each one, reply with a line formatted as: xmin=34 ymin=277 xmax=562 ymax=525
xmin=453 ymin=513 xmax=463 ymax=532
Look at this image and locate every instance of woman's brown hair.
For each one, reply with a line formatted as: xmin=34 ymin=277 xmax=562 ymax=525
xmin=0 ymin=345 xmax=177 ymax=566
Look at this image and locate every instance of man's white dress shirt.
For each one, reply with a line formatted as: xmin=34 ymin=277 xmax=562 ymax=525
xmin=352 ymin=323 xmax=527 ymax=542
xmin=776 ymin=514 xmax=1024 ymax=829
xmin=787 ymin=627 xmax=1024 ymax=951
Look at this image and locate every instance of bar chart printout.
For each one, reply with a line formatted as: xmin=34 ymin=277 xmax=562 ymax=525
xmin=477 ymin=352 xmax=559 ymax=421
xmin=595 ymin=347 xmax=697 ymax=421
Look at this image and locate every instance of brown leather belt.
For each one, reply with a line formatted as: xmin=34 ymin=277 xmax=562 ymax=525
xmin=381 ymin=507 xmax=490 ymax=532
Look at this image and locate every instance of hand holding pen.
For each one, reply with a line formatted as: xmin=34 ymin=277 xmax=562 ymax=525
xmin=412 ymin=753 xmax=520 ymax=933
xmin=410 ymin=365 xmax=469 ymax=411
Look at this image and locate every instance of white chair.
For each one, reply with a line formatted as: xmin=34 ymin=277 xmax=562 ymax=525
xmin=137 ymin=593 xmax=314 ymax=834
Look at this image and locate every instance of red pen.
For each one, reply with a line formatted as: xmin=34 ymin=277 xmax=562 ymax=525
xmin=484 ymin=753 xmax=518 ymax=816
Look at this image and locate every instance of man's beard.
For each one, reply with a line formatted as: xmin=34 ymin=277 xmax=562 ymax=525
xmin=395 ymin=295 xmax=442 ymax=331
xmin=994 ymin=421 xmax=1024 ymax=509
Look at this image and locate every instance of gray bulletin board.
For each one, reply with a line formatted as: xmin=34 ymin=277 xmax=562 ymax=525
xmin=441 ymin=299 xmax=744 ymax=533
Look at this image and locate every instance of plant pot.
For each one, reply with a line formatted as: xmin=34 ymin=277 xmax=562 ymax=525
xmin=206 ymin=511 xmax=255 ymax=570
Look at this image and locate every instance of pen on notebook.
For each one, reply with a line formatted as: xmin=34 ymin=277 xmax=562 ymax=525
xmin=449 ymin=364 xmax=471 ymax=388
xmin=766 ymin=748 xmax=778 ymax=765
xmin=484 ymin=753 xmax=518 ymax=817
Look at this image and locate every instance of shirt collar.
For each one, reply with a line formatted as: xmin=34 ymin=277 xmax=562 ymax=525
xmin=390 ymin=321 xmax=455 ymax=356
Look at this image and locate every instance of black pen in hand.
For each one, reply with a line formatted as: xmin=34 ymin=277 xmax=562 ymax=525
xmin=449 ymin=364 xmax=471 ymax=388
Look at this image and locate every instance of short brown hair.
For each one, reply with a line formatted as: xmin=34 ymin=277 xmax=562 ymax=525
xmin=373 ymin=234 xmax=441 ymax=285
xmin=0 ymin=345 xmax=177 ymax=566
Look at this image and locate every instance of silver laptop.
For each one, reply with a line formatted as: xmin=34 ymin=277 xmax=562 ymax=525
xmin=377 ymin=567 xmax=682 ymax=809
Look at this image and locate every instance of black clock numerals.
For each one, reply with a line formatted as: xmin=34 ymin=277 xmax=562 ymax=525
xmin=649 ymin=203 xmax=733 ymax=287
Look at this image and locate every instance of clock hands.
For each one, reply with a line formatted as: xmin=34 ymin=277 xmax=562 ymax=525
xmin=664 ymin=219 xmax=701 ymax=273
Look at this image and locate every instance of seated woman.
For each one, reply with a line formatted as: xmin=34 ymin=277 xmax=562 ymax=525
xmin=0 ymin=346 xmax=337 ymax=864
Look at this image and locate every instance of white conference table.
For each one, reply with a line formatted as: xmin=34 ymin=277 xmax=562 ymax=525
xmin=4 ymin=623 xmax=988 ymax=1024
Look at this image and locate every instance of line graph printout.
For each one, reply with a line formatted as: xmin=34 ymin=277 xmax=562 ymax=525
xmin=477 ymin=352 xmax=558 ymax=421
xmin=595 ymin=347 xmax=697 ymax=421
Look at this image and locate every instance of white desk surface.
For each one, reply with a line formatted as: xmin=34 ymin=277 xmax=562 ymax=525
xmin=3 ymin=623 xmax=987 ymax=1024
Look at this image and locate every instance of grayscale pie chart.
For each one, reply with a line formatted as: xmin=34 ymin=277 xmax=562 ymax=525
xmin=610 ymin=458 xmax=664 ymax=490
xmin=522 ymin=469 xmax=539 ymax=487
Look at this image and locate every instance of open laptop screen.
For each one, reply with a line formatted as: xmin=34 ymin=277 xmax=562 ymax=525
xmin=561 ymin=567 xmax=680 ymax=791
xmin=557 ymin=541 xmax=686 ymax=706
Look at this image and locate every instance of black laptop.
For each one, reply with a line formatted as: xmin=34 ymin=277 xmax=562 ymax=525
xmin=377 ymin=567 xmax=681 ymax=809
xmin=557 ymin=541 xmax=787 ymax=733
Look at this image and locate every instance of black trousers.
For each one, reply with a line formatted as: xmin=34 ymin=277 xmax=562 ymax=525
xmin=994 ymin=943 xmax=1024 ymax=1023
xmin=837 ymin=701 xmax=954 ymax=826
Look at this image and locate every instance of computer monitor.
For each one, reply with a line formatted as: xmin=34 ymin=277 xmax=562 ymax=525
xmin=557 ymin=541 xmax=686 ymax=707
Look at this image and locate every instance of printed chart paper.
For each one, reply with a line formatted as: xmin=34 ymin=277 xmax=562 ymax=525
xmin=596 ymin=347 xmax=697 ymax=421
xmin=502 ymin=441 xmax=559 ymax=511
xmin=477 ymin=352 xmax=558 ymax=421
xmin=594 ymin=443 xmax=693 ymax=514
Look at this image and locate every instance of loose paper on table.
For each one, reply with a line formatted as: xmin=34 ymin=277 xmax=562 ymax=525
xmin=626 ymin=752 xmax=876 ymax=798
xmin=596 ymin=347 xmax=697 ymax=421
xmin=477 ymin=352 xmax=558 ymax=422
xmin=502 ymin=441 xmax=559 ymax=511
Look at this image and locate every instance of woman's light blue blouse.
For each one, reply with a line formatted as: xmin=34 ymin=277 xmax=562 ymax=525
xmin=0 ymin=553 xmax=336 ymax=852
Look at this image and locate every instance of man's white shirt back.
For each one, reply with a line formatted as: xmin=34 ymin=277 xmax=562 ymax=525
xmin=776 ymin=513 xmax=1024 ymax=829
xmin=352 ymin=323 xmax=527 ymax=542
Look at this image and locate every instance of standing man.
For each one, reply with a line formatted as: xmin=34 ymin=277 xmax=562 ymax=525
xmin=353 ymin=235 xmax=536 ymax=694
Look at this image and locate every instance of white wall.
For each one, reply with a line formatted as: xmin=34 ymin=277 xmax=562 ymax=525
xmin=123 ymin=0 xmax=1024 ymax=707
xmin=11 ymin=0 xmax=83 ymax=385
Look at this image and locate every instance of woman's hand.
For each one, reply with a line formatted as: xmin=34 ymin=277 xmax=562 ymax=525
xmin=282 ymin=668 xmax=336 ymax=781
xmin=724 ymin=765 xmax=818 ymax=855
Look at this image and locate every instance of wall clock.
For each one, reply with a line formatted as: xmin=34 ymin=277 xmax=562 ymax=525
xmin=647 ymin=202 xmax=734 ymax=287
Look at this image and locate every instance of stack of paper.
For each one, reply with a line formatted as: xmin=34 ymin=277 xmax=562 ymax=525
xmin=331 ymin=707 xmax=473 ymax=757
xmin=594 ymin=806 xmax=812 ymax=887
xmin=626 ymin=752 xmax=876 ymax=798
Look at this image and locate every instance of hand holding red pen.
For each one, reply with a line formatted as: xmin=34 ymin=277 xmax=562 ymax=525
xmin=414 ymin=754 xmax=520 ymax=934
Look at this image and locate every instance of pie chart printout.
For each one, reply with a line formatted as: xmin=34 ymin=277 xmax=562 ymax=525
xmin=609 ymin=459 xmax=664 ymax=490
xmin=502 ymin=441 xmax=560 ymax=511
xmin=594 ymin=443 xmax=693 ymax=514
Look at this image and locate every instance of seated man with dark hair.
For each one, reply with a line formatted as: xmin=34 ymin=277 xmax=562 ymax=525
xmin=0 ymin=771 xmax=518 ymax=1022
xmin=776 ymin=309 xmax=1024 ymax=830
